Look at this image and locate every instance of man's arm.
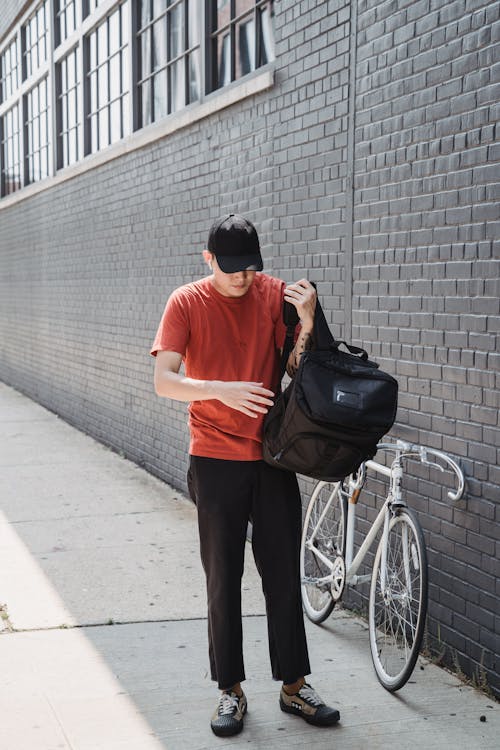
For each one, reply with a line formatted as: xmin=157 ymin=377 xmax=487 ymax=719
xmin=283 ymin=279 xmax=317 ymax=377
xmin=154 ymin=350 xmax=275 ymax=418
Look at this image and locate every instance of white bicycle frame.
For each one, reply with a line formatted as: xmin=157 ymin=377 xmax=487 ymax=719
xmin=306 ymin=440 xmax=465 ymax=592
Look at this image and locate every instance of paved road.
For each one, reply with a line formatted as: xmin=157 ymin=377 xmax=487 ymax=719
xmin=0 ymin=381 xmax=498 ymax=749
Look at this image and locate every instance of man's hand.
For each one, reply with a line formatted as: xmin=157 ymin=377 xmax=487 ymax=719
xmin=284 ymin=279 xmax=317 ymax=331
xmin=211 ymin=381 xmax=275 ymax=418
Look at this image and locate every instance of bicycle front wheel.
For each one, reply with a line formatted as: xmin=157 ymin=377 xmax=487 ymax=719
xmin=368 ymin=507 xmax=428 ymax=691
xmin=300 ymin=481 xmax=347 ymax=624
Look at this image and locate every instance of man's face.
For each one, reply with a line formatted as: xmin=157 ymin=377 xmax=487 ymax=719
xmin=207 ymin=254 xmax=256 ymax=298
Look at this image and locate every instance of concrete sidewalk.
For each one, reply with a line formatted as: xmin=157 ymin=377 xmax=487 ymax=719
xmin=0 ymin=381 xmax=498 ymax=750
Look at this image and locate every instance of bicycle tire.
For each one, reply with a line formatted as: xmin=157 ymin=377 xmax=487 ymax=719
xmin=300 ymin=481 xmax=347 ymax=624
xmin=368 ymin=507 xmax=428 ymax=691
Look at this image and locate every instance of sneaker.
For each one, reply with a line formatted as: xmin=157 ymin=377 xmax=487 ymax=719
xmin=279 ymin=682 xmax=340 ymax=727
xmin=211 ymin=690 xmax=247 ymax=737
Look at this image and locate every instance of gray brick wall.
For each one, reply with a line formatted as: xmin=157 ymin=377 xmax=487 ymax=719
xmin=0 ymin=0 xmax=499 ymax=697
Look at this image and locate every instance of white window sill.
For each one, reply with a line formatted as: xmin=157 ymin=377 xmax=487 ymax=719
xmin=0 ymin=67 xmax=274 ymax=210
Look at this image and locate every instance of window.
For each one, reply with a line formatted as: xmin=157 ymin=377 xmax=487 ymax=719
xmin=25 ymin=77 xmax=50 ymax=183
xmin=55 ymin=0 xmax=78 ymax=46
xmin=57 ymin=47 xmax=80 ymax=167
xmin=1 ymin=104 xmax=22 ymax=195
xmin=86 ymin=2 xmax=130 ymax=153
xmin=23 ymin=1 xmax=49 ymax=79
xmin=0 ymin=0 xmax=275 ymax=200
xmin=137 ymin=0 xmax=200 ymax=128
xmin=1 ymin=39 xmax=20 ymax=104
xmin=209 ymin=0 xmax=274 ymax=92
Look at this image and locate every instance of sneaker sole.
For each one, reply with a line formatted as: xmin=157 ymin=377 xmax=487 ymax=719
xmin=210 ymin=720 xmax=245 ymax=738
xmin=211 ymin=703 xmax=247 ymax=737
xmin=280 ymin=697 xmax=340 ymax=727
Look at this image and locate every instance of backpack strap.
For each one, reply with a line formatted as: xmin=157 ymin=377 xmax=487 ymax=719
xmin=312 ymin=296 xmax=335 ymax=350
xmin=275 ymin=293 xmax=334 ymax=392
xmin=275 ymin=322 xmax=296 ymax=394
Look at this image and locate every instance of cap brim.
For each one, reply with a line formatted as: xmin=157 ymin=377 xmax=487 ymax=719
xmin=216 ymin=253 xmax=263 ymax=273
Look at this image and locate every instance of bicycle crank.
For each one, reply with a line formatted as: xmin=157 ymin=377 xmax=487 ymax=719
xmin=330 ymin=556 xmax=346 ymax=601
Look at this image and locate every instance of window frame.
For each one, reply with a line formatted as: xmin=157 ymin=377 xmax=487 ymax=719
xmin=207 ymin=0 xmax=274 ymax=94
xmin=136 ymin=0 xmax=202 ymax=129
xmin=0 ymin=0 xmax=275 ymax=201
xmin=83 ymin=1 xmax=131 ymax=155
xmin=56 ymin=44 xmax=80 ymax=168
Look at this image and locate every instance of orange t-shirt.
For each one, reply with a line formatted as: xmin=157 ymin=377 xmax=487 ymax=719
xmin=151 ymin=273 xmax=288 ymax=460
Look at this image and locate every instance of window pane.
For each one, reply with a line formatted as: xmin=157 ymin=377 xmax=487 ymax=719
xmin=153 ymin=19 xmax=167 ymax=69
xmin=110 ymin=54 xmax=121 ymax=101
xmin=67 ymin=55 xmax=75 ymax=87
xmin=122 ymin=2 xmax=129 ymax=40
xmin=122 ymin=92 xmax=130 ymax=135
xmin=154 ymin=68 xmax=167 ymax=120
xmin=170 ymin=58 xmax=184 ymax=112
xmin=98 ymin=21 xmax=108 ymax=64
xmin=68 ymin=88 xmax=77 ymax=128
xmin=188 ymin=0 xmax=200 ymax=48
xmin=236 ymin=17 xmax=255 ymax=77
xmin=217 ymin=0 xmax=230 ymax=31
xmin=153 ymin=0 xmax=167 ymax=17
xmin=110 ymin=99 xmax=121 ymax=142
xmin=62 ymin=98 xmax=68 ymax=131
xmin=69 ymin=128 xmax=77 ymax=163
xmin=188 ymin=49 xmax=200 ymax=102
xmin=40 ymin=144 xmax=48 ymax=178
xmin=90 ymin=70 xmax=98 ymax=110
xmin=98 ymin=62 xmax=109 ymax=104
xmin=259 ymin=5 xmax=275 ymax=65
xmin=218 ymin=33 xmax=230 ymax=87
xmin=169 ymin=3 xmax=183 ymax=60
xmin=141 ymin=29 xmax=150 ymax=75
xmin=39 ymin=78 xmax=47 ymax=109
xmin=63 ymin=131 xmax=68 ymax=165
xmin=99 ymin=106 xmax=109 ymax=147
xmin=91 ymin=113 xmax=98 ymax=151
xmin=141 ymin=80 xmax=152 ymax=126
xmin=122 ymin=47 xmax=130 ymax=107
xmin=141 ymin=0 xmax=152 ymax=26
xmin=90 ymin=33 xmax=97 ymax=69
xmin=109 ymin=10 xmax=121 ymax=55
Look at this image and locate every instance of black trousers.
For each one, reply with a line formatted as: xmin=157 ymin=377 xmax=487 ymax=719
xmin=188 ymin=456 xmax=311 ymax=690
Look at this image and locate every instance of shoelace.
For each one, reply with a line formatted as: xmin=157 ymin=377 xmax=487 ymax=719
xmin=218 ymin=692 xmax=240 ymax=716
xmin=297 ymin=684 xmax=323 ymax=707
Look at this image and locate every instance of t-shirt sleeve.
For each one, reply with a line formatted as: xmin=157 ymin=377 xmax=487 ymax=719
xmin=150 ymin=288 xmax=190 ymax=357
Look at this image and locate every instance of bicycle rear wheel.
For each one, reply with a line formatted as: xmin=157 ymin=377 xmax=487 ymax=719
xmin=368 ymin=507 xmax=428 ymax=691
xmin=300 ymin=481 xmax=347 ymax=624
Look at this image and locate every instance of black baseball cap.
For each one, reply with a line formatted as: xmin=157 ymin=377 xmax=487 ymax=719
xmin=207 ymin=214 xmax=263 ymax=273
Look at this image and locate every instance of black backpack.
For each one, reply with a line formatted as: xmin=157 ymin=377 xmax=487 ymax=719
xmin=262 ymin=297 xmax=398 ymax=481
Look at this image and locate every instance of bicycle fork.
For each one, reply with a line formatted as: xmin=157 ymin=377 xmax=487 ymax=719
xmin=380 ymin=462 xmax=410 ymax=600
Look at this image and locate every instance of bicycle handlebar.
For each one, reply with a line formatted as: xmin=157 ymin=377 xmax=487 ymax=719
xmin=375 ymin=440 xmax=466 ymax=502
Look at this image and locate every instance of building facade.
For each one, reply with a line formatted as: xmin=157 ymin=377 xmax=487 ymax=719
xmin=0 ymin=0 xmax=499 ymax=697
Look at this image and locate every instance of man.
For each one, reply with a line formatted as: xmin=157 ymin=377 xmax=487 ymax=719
xmin=151 ymin=214 xmax=340 ymax=737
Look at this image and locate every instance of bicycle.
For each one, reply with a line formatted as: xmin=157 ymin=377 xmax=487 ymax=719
xmin=300 ymin=439 xmax=465 ymax=692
